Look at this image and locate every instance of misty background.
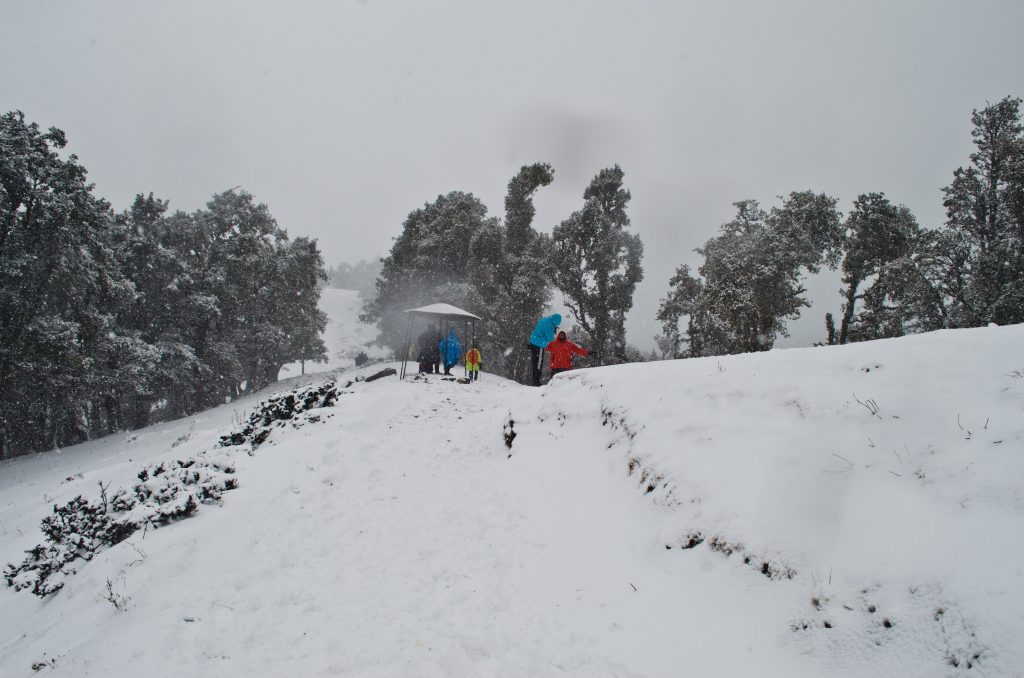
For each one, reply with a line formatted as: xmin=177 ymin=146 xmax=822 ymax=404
xmin=4 ymin=0 xmax=1023 ymax=350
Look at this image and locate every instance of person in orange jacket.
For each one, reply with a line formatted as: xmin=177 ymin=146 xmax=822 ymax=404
xmin=544 ymin=330 xmax=588 ymax=379
xmin=465 ymin=346 xmax=482 ymax=381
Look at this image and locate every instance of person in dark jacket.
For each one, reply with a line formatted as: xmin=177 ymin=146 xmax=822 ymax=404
xmin=416 ymin=330 xmax=436 ymax=373
xmin=545 ymin=330 xmax=588 ymax=379
xmin=430 ymin=332 xmax=442 ymax=373
xmin=528 ymin=313 xmax=561 ymax=386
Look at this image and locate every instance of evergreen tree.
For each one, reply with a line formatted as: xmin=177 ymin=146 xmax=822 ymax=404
xmin=327 ymin=258 xmax=382 ymax=297
xmin=198 ymin=189 xmax=327 ymax=394
xmin=833 ymin=193 xmax=920 ymax=343
xmin=662 ymin=192 xmax=842 ymax=357
xmin=938 ymin=96 xmax=1024 ymax=326
xmin=112 ymin=194 xmax=206 ymax=425
xmin=361 ymin=191 xmax=497 ymax=356
xmin=655 ymin=264 xmax=701 ymax=358
xmin=550 ymin=166 xmax=644 ymax=364
xmin=490 ymin=163 xmax=554 ymax=381
xmin=0 ymin=111 xmax=329 ymax=457
xmin=275 ymin=236 xmax=328 ymax=376
xmin=0 ymin=111 xmax=128 ymax=455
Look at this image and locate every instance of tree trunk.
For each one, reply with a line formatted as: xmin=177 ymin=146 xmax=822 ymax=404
xmin=838 ymin=280 xmax=860 ymax=345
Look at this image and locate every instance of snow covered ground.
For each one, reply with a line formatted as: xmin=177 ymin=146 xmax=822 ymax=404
xmin=1 ymin=293 xmax=1022 ymax=676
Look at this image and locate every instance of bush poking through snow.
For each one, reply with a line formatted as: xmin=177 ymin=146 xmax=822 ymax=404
xmin=102 ymin=576 xmax=130 ymax=612
xmin=7 ymin=378 xmax=345 ymax=599
xmin=219 ymin=378 xmax=345 ymax=449
xmin=30 ymin=655 xmax=58 ymax=672
xmin=4 ymin=457 xmax=236 ymax=597
xmin=503 ymin=415 xmax=516 ymax=454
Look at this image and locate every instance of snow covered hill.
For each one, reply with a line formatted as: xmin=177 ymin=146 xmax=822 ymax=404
xmin=1 ymin=294 xmax=1022 ymax=676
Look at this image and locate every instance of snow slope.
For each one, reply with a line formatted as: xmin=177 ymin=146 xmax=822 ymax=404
xmin=278 ymin=287 xmax=390 ymax=378
xmin=1 ymin=293 xmax=1022 ymax=676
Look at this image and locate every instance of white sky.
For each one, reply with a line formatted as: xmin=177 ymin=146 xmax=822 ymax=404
xmin=4 ymin=0 xmax=1023 ymax=350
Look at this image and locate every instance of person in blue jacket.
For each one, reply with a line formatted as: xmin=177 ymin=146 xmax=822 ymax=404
xmin=528 ymin=313 xmax=561 ymax=386
xmin=438 ymin=328 xmax=462 ymax=376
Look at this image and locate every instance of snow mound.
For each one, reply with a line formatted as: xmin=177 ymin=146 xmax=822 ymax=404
xmin=508 ymin=324 xmax=1024 ymax=675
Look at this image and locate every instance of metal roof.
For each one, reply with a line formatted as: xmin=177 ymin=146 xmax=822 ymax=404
xmin=405 ymin=303 xmax=481 ymax=320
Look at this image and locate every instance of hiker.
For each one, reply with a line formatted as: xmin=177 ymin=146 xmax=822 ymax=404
xmin=438 ymin=328 xmax=462 ymax=376
xmin=545 ymin=330 xmax=588 ymax=379
xmin=528 ymin=313 xmax=561 ymax=386
xmin=416 ymin=329 xmax=435 ymax=373
xmin=465 ymin=345 xmax=482 ymax=381
xmin=430 ymin=331 xmax=443 ymax=374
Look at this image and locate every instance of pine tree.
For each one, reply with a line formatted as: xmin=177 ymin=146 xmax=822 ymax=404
xmin=550 ymin=166 xmax=644 ymax=364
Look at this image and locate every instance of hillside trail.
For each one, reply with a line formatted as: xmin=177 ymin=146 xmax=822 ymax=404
xmin=125 ymin=373 xmax=626 ymax=677
xmin=147 ymin=371 xmax=812 ymax=678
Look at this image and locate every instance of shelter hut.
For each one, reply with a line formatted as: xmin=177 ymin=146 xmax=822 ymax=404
xmin=399 ymin=303 xmax=481 ymax=380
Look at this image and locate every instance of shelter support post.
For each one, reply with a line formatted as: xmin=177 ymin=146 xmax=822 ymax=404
xmin=399 ymin=313 xmax=412 ymax=380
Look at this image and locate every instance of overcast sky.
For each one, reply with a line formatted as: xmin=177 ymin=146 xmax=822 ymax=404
xmin=4 ymin=0 xmax=1023 ymax=350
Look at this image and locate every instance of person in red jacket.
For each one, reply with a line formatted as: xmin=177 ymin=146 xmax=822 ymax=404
xmin=545 ymin=330 xmax=588 ymax=379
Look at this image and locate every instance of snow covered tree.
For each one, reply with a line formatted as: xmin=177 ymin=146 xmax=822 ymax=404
xmin=833 ymin=193 xmax=921 ymax=343
xmin=550 ymin=166 xmax=644 ymax=365
xmin=327 ymin=258 xmax=382 ymax=297
xmin=361 ymin=191 xmax=498 ymax=356
xmin=0 ymin=111 xmax=133 ymax=455
xmin=274 ymin=236 xmax=328 ymax=376
xmin=664 ymin=192 xmax=842 ymax=357
xmin=196 ymin=189 xmax=328 ymax=394
xmin=363 ymin=165 xmax=558 ymax=382
xmin=936 ymin=96 xmax=1024 ymax=326
xmin=489 ymin=163 xmax=555 ymax=381
xmin=111 ymin=194 xmax=204 ymax=426
xmin=655 ymin=264 xmax=702 ymax=358
xmin=0 ymin=111 xmax=328 ymax=457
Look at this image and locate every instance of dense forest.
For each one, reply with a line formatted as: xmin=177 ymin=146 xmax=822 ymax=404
xmin=0 ymin=111 xmax=327 ymax=458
